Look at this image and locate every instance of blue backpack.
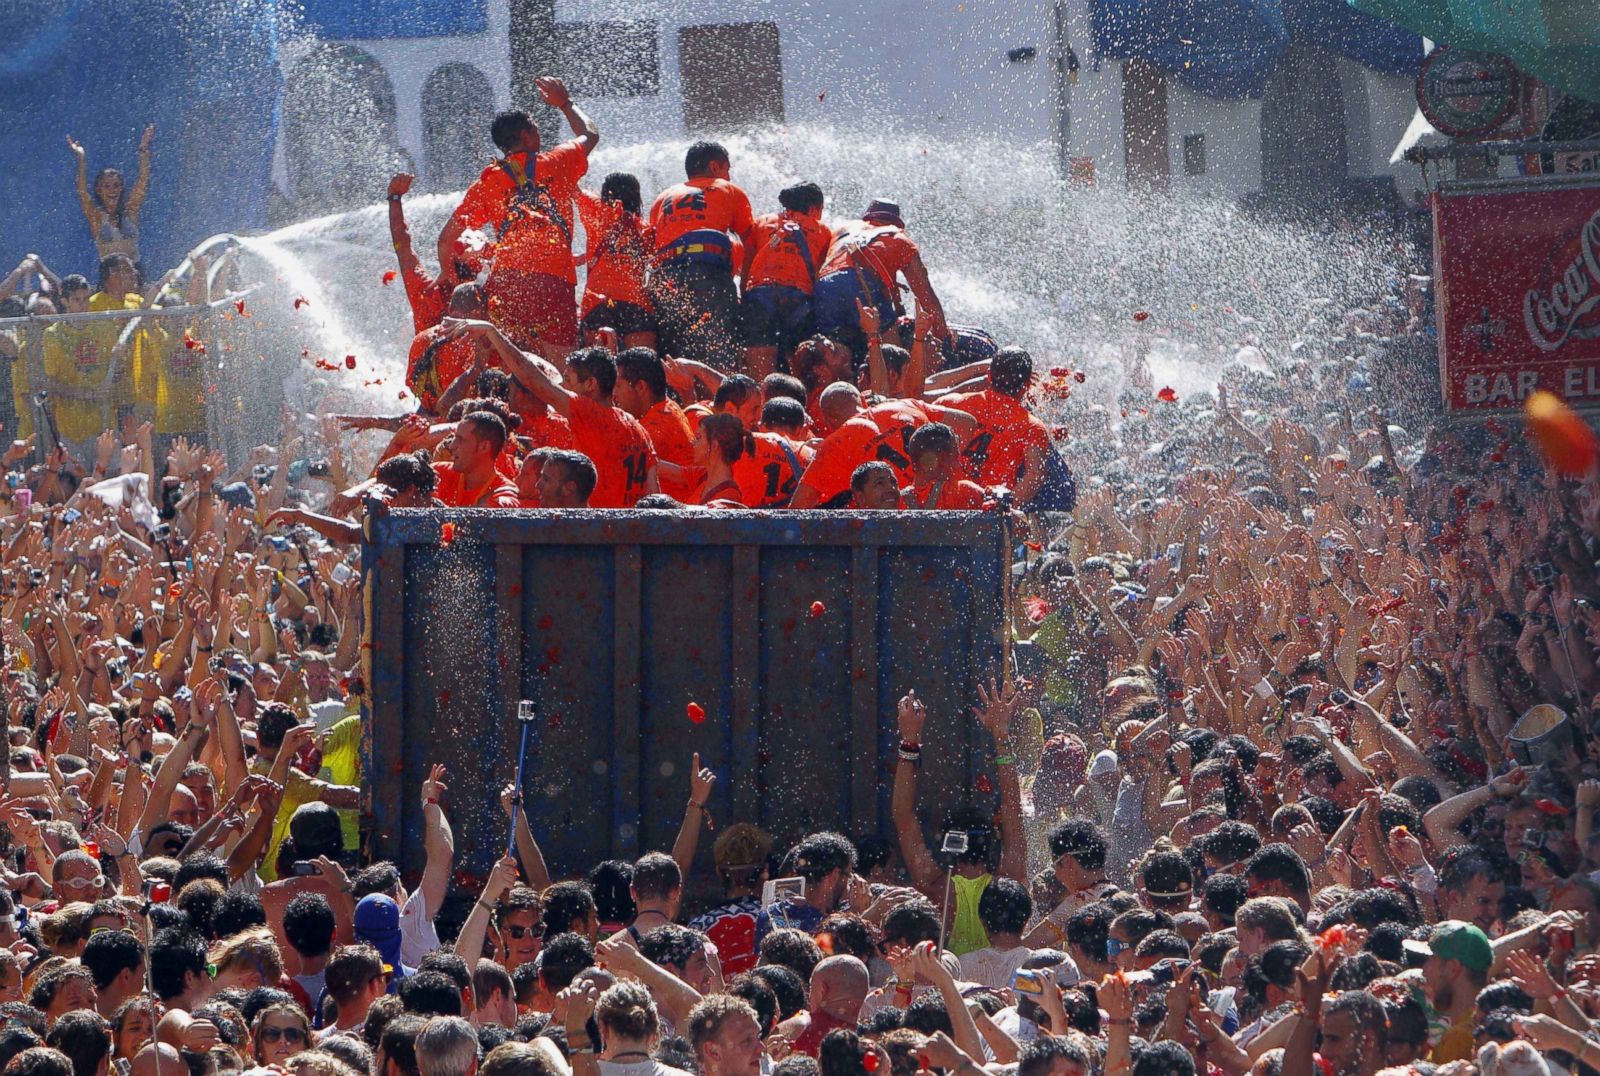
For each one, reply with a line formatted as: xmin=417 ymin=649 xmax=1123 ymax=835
xmin=1023 ymin=444 xmax=1077 ymax=512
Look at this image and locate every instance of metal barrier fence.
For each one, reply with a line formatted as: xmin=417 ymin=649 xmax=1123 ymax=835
xmin=361 ymin=508 xmax=1013 ymax=891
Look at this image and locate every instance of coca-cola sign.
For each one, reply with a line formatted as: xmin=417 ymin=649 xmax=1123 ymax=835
xmin=1435 ymin=180 xmax=1600 ymax=412
xmin=1524 ymin=208 xmax=1600 ymax=353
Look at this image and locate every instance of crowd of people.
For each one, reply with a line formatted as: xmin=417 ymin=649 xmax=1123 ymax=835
xmin=0 ymin=66 xmax=1598 ymax=1076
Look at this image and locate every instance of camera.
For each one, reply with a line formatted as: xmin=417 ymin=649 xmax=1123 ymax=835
xmin=1530 ymin=562 xmax=1556 ymax=586
xmin=941 ymin=830 xmax=969 ymax=855
xmin=306 ymin=458 xmax=331 ymax=478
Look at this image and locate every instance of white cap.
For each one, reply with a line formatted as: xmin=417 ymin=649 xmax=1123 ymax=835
xmin=1089 ymin=750 xmax=1118 ymax=777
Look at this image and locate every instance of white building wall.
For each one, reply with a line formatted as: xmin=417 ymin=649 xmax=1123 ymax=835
xmin=1166 ymin=88 xmax=1263 ymax=194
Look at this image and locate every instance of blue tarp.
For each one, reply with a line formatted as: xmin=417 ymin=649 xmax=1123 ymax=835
xmin=299 ymin=0 xmax=487 ymax=40
xmin=1094 ymin=0 xmax=1424 ymax=98
xmin=0 ymin=0 xmax=280 ymax=279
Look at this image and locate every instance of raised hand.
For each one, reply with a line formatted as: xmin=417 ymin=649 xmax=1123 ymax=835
xmin=388 ymin=173 xmax=415 ymax=199
xmin=688 ymin=753 xmax=715 ymax=806
xmin=421 ymin=764 xmax=448 ymax=808
xmin=973 ymin=677 xmax=1020 ymax=742
xmin=897 ymin=690 xmax=926 ymax=744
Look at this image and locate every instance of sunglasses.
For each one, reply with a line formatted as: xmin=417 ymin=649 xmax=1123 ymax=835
xmin=261 ymin=1026 xmax=305 ymax=1044
xmin=506 ymin=925 xmax=538 ymax=940
xmin=60 ymin=876 xmax=104 ymax=891
xmin=1106 ymin=937 xmax=1127 ymax=957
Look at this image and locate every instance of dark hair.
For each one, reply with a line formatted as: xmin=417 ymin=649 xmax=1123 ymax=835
xmin=1259 ymin=941 xmax=1311 ymax=989
xmin=1245 ymin=844 xmax=1311 ymax=898
xmin=4 ymin=1048 xmax=73 ymax=1076
xmin=1326 ymin=991 xmax=1388 ymax=1049
xmin=600 ymin=173 xmax=643 ymax=217
xmin=761 ymin=397 xmax=808 ymax=432
xmin=1390 ymin=775 xmax=1443 ymax=814
xmin=1200 ymin=821 xmax=1262 ymax=866
xmin=59 ymin=275 xmax=90 ymax=297
xmin=539 ymin=884 xmax=595 ymax=940
xmin=629 ymin=852 xmax=680 ymax=904
xmin=699 ymin=413 xmax=747 ymax=465
xmin=147 ymin=928 xmax=207 ymax=1002
xmin=726 ymin=973 xmax=779 ymax=1037
xmin=96 ymin=254 xmax=135 ymax=294
xmin=902 ymin=993 xmax=953 ymax=1038
xmin=417 ymin=952 xmax=472 ymax=996
xmin=778 ymin=183 xmax=825 ymax=214
xmin=398 ymin=970 xmax=462 ymax=1017
xmin=685 ymin=141 xmax=730 ymax=177
xmin=1065 ymin=902 xmax=1112 ymax=964
xmin=79 ymin=929 xmax=144 ymax=990
xmin=325 ymin=945 xmax=386 ymax=1006
xmin=714 ymin=374 xmax=760 ymax=412
xmin=1201 ymin=873 xmax=1248 ymax=926
xmin=789 ymin=832 xmax=855 ymax=882
xmin=1438 ymin=846 xmax=1502 ymax=889
xmin=989 ymin=346 xmax=1033 ymax=398
xmin=758 ymin=929 xmax=823 ymax=982
xmin=282 ymin=893 xmax=336 ymax=959
xmin=380 ymin=1014 xmax=429 ymax=1076
xmin=762 ymin=373 xmax=808 ymax=404
xmin=375 ymin=451 xmax=438 ymax=497
xmin=1134 ymin=930 xmax=1189 ymax=961
xmin=1131 ymin=1040 xmax=1195 ymax=1076
xmin=747 ymin=965 xmax=806 ymax=1021
xmin=537 ymin=450 xmax=598 ymax=504
xmin=566 ymin=348 xmax=617 ymax=398
xmin=0 ymin=1032 xmax=42 ymax=1076
xmin=1299 ymin=795 xmax=1344 ymax=836
xmin=1302 ymin=753 xmax=1343 ymax=789
xmin=1476 ymin=980 xmax=1533 ymax=1015
xmin=615 ymin=348 xmax=667 ymax=402
xmin=1141 ymin=852 xmax=1194 ymax=905
xmin=45 ymin=1011 xmax=109 ymax=1076
xmin=536 ymin=933 xmax=594 ymax=991
xmin=254 ymin=702 xmax=301 ymax=754
xmin=490 ymin=112 xmax=535 ymax=154
xmin=977 ymin=878 xmax=1032 ymax=935
xmin=907 ymin=422 xmax=959 ymax=459
xmin=213 ymin=890 xmax=267 ymax=939
xmin=172 ymin=852 xmax=228 ymax=894
xmin=850 ymin=461 xmax=895 ymax=497
xmin=586 ymin=861 xmax=635 ymax=924
xmin=1019 ymin=1035 xmax=1090 ymax=1076
xmin=1048 ymin=820 xmax=1107 ymax=871
xmin=461 ymin=411 xmax=509 ymax=457
xmin=880 ymin=902 xmax=940 ymax=948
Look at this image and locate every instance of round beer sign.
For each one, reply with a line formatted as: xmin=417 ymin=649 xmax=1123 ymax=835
xmin=1417 ymin=48 xmax=1521 ymax=138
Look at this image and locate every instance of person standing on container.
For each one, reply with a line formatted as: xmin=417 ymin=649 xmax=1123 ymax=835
xmin=648 ymin=142 xmax=755 ymax=368
xmin=442 ymin=320 xmax=659 ymax=508
xmin=67 ymin=125 xmax=154 ymax=273
xmin=437 ymin=77 xmax=598 ymax=355
xmin=814 ymin=199 xmax=949 ymax=361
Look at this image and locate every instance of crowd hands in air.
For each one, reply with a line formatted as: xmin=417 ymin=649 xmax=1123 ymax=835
xmin=0 ymin=69 xmax=1599 ymax=1076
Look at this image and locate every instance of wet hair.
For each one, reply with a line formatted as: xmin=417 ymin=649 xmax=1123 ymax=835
xmin=585 ymin=861 xmax=635 ymax=924
xmin=699 ymin=413 xmax=747 ymax=464
xmin=1245 ymin=845 xmax=1311 ymax=899
xmin=1019 ymin=1035 xmax=1090 ymax=1076
xmin=1299 ymin=796 xmax=1344 ymax=836
xmin=27 ymin=966 xmax=92 ymax=1014
xmin=97 ymin=254 xmax=135 ymax=294
xmin=762 ymin=373 xmax=808 ymax=404
xmin=1135 ymin=930 xmax=1189 ymax=961
xmin=1131 ymin=1040 xmax=1195 ymax=1076
xmin=903 ymin=993 xmax=953 ymax=1038
xmin=714 ymin=374 xmax=760 ymax=412
xmin=490 ymin=112 xmax=535 ymax=154
xmin=398 ymin=970 xmax=462 ymax=1017
xmin=566 ymin=348 xmax=618 ymax=397
xmin=818 ymin=1028 xmax=870 ymax=1076
xmin=761 ymin=397 xmax=808 ymax=433
xmin=535 ymin=449 xmax=598 ymax=504
xmin=600 ymin=173 xmax=643 ymax=217
xmin=977 ymin=878 xmax=1032 ymax=935
xmin=789 ymin=832 xmax=856 ymax=882
xmin=989 ymin=346 xmax=1033 ymax=398
xmin=880 ymin=902 xmax=941 ymax=948
xmin=778 ymin=182 xmax=825 ymax=214
xmin=461 ymin=411 xmax=509 ymax=457
xmin=907 ymin=422 xmax=959 ymax=459
xmin=213 ymin=890 xmax=268 ymax=939
xmin=375 ymin=451 xmax=438 ymax=497
xmin=615 ymin=348 xmax=667 ymax=401
xmin=1065 ymin=902 xmax=1112 ymax=964
xmin=1200 ymin=821 xmax=1262 ymax=866
xmin=539 ymin=883 xmax=596 ymax=940
xmin=1141 ymin=852 xmax=1194 ymax=906
xmin=283 ymin=893 xmax=336 ymax=959
xmin=850 ymin=461 xmax=895 ymax=497
xmin=747 ymin=965 xmax=806 ymax=1021
xmin=1325 ymin=991 xmax=1388 ymax=1049
xmin=0 ymin=1032 xmax=43 ymax=1076
xmin=726 ymin=973 xmax=779 ymax=1037
xmin=59 ymin=274 xmax=90 ymax=297
xmin=380 ymin=1014 xmax=428 ymax=1076
xmin=685 ymin=141 xmax=730 ymax=177
xmin=4 ymin=1048 xmax=73 ymax=1076
xmin=759 ymin=929 xmax=823 ymax=982
xmin=79 ymin=929 xmax=144 ymax=990
xmin=536 ymin=933 xmax=593 ymax=992
xmin=595 ymin=980 xmax=657 ymax=1041
xmin=1049 ymin=820 xmax=1108 ymax=871
xmin=1201 ymin=873 xmax=1248 ymax=926
xmin=1390 ymin=776 xmax=1443 ymax=814
xmin=148 ymin=928 xmax=207 ymax=1002
xmin=325 ymin=945 xmax=385 ymax=1006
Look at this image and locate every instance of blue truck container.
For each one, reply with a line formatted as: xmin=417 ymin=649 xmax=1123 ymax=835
xmin=361 ymin=509 xmax=1012 ymax=889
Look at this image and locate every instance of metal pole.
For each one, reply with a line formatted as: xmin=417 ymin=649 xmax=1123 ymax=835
xmin=509 ymin=700 xmax=536 ymax=857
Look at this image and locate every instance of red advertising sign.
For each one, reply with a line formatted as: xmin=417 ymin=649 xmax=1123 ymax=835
xmin=1435 ymin=179 xmax=1600 ymax=413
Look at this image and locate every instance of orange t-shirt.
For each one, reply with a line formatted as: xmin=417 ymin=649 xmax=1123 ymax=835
xmin=432 ymin=463 xmax=522 ymax=508
xmin=407 ymin=327 xmax=483 ymax=414
xmin=683 ymin=402 xmax=713 ymax=433
xmin=649 ymin=178 xmax=755 ymax=265
xmin=901 ymin=478 xmax=988 ymax=510
xmin=569 ymin=396 xmax=657 ymax=508
xmin=942 ymin=389 xmax=1052 ymax=488
xmin=864 ymin=398 xmax=936 ymax=485
xmin=402 ymin=266 xmax=449 ymax=334
xmin=733 ymin=431 xmax=807 ymax=508
xmin=744 ymin=212 xmax=833 ymax=293
xmin=577 ymin=189 xmax=653 ymax=313
xmin=641 ymin=399 xmax=696 ymax=501
xmin=452 ymin=142 xmax=588 ymax=283
xmin=520 ymin=409 xmax=575 ymax=451
xmin=818 ymin=223 xmax=921 ymax=293
xmin=793 ymin=414 xmax=882 ymax=508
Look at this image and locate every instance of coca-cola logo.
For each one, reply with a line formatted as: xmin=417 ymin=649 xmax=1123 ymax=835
xmin=1524 ymin=208 xmax=1600 ymax=353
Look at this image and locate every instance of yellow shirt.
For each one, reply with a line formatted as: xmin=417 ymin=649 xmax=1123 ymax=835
xmin=10 ymin=339 xmax=32 ymax=441
xmin=89 ymin=291 xmax=164 ymax=416
xmin=153 ymin=321 xmax=204 ymax=434
xmin=41 ymin=320 xmax=115 ymax=443
xmin=254 ymin=761 xmax=318 ymax=884
xmin=1430 ymin=1008 xmax=1475 ymax=1064
xmin=318 ymin=716 xmax=362 ymax=853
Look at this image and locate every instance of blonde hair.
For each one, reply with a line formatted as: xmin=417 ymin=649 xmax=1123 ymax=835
xmin=213 ymin=928 xmax=285 ymax=986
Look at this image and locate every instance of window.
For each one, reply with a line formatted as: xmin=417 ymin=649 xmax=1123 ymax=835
xmin=423 ymin=63 xmax=495 ymax=190
xmin=678 ymin=22 xmax=784 ymax=133
xmin=283 ymin=44 xmax=407 ymax=215
xmin=1184 ymin=133 xmax=1207 ymax=176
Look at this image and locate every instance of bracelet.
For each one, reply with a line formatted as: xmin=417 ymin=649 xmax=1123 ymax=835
xmin=424 ymin=798 xmax=439 ymax=806
xmin=898 ymin=747 xmax=921 ymax=762
xmin=687 ymin=801 xmax=706 ymax=811
xmin=994 ymin=754 xmax=1016 ymax=767
xmin=477 ymin=899 xmax=495 ymax=913
xmin=899 ymin=740 xmax=921 ymax=753
xmin=387 ymin=195 xmax=403 ymax=203
xmin=198 ymin=646 xmax=213 ymax=652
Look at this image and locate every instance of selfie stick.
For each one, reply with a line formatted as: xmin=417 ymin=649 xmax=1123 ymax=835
xmin=937 ymin=864 xmax=954 ymax=954
xmin=1551 ymin=609 xmax=1590 ymax=716
xmin=509 ymin=700 xmax=535 ymax=857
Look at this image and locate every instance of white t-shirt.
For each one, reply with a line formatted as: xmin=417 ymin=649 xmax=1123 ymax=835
xmin=599 ymin=1060 xmax=694 ymax=1076
xmin=959 ymin=945 xmax=1036 ymax=991
xmin=400 ymin=886 xmax=442 ymax=968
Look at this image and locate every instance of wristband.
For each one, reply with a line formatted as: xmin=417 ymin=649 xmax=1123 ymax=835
xmin=387 ymin=195 xmax=403 ymax=203
xmin=994 ymin=754 xmax=1016 ymax=767
xmin=898 ymin=747 xmax=922 ymax=762
xmin=1251 ymin=678 xmax=1275 ymax=700
xmin=424 ymin=797 xmax=439 ymax=806
xmin=477 ymin=899 xmax=495 ymax=913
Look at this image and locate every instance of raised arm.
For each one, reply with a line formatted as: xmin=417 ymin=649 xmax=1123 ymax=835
xmin=387 ymin=173 xmax=423 ymax=279
xmin=973 ymin=680 xmax=1028 ymax=883
xmin=536 ymin=76 xmax=599 ymax=154
xmin=67 ymin=137 xmax=95 ymax=224
xmin=670 ymin=755 xmax=716 ymax=884
xmin=267 ymin=507 xmax=362 ymax=547
xmin=419 ymin=765 xmax=455 ymax=915
xmin=901 ymin=254 xmax=949 ymax=343
xmin=501 ymin=783 xmax=552 ymax=892
xmin=127 ymin=125 xmax=154 ymax=212
xmin=890 ymin=691 xmax=942 ymax=894
xmin=456 ymin=854 xmax=521 ymax=962
xmin=444 ymin=319 xmax=572 ymax=416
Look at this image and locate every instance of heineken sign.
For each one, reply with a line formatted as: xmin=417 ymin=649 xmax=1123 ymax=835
xmin=1417 ymin=49 xmax=1521 ymax=138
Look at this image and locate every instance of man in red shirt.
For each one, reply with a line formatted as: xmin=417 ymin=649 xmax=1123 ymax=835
xmin=648 ymin=141 xmax=755 ymax=367
xmin=437 ymin=77 xmax=598 ymax=353
xmin=941 ymin=347 xmax=1052 ymax=506
xmin=849 ymin=461 xmax=902 ymax=510
xmin=407 ymin=284 xmax=491 ymax=414
xmin=433 ymin=412 xmax=523 ymax=508
xmin=900 ymin=423 xmax=987 ymax=510
xmin=517 ymin=448 xmax=596 ymax=509
xmin=614 ymin=348 xmax=696 ymax=502
xmin=814 ymin=199 xmax=949 ymax=361
xmin=789 ymin=383 xmax=882 ymax=509
xmin=577 ymin=173 xmax=656 ymax=351
xmin=442 ymin=320 xmax=659 ymax=508
xmin=387 ymin=172 xmax=455 ymax=334
xmin=740 ymin=182 xmax=832 ymax=378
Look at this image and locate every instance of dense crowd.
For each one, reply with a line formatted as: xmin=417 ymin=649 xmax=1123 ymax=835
xmin=0 ymin=69 xmax=1598 ymax=1076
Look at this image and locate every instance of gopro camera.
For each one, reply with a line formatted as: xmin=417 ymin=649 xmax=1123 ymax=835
xmin=1012 ymin=968 xmax=1046 ymax=995
xmin=1530 ymin=562 xmax=1556 ymax=586
xmin=517 ymin=700 xmax=536 ymax=724
xmin=762 ymin=877 xmax=806 ymax=908
xmin=941 ymin=830 xmax=970 ymax=855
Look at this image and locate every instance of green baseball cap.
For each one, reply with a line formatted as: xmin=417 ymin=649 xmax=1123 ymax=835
xmin=1402 ymin=920 xmax=1492 ymax=973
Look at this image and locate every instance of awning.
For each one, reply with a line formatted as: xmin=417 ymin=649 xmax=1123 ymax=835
xmin=1093 ymin=0 xmax=1423 ymax=98
xmin=1348 ymin=0 xmax=1600 ymax=101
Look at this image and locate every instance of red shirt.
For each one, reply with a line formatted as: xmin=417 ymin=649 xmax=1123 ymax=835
xmin=407 ymin=327 xmax=482 ymax=414
xmin=402 ymin=266 xmax=449 ymax=334
xmin=452 ymin=142 xmax=588 ymax=283
xmin=733 ymin=431 xmax=806 ymax=508
xmin=865 ymin=398 xmax=937 ymax=485
xmin=649 ymin=177 xmax=755 ymax=266
xmin=519 ymin=409 xmax=575 ymax=451
xmin=569 ymin=396 xmax=657 ymax=508
xmin=640 ymin=400 xmax=696 ymax=502
xmin=432 ymin=463 xmax=522 ymax=508
xmin=942 ymin=388 xmax=1051 ymax=488
xmin=819 ymin=223 xmax=921 ymax=292
xmin=794 ymin=414 xmax=882 ymax=508
xmin=577 ymin=189 xmax=653 ymax=313
xmin=744 ymin=211 xmax=833 ymax=293
xmin=901 ymin=478 xmax=987 ymax=510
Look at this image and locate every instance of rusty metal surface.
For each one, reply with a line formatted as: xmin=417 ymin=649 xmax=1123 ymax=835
xmin=362 ymin=509 xmax=1011 ymax=888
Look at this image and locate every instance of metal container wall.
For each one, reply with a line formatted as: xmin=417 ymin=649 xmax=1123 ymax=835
xmin=362 ymin=509 xmax=1012 ymax=887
